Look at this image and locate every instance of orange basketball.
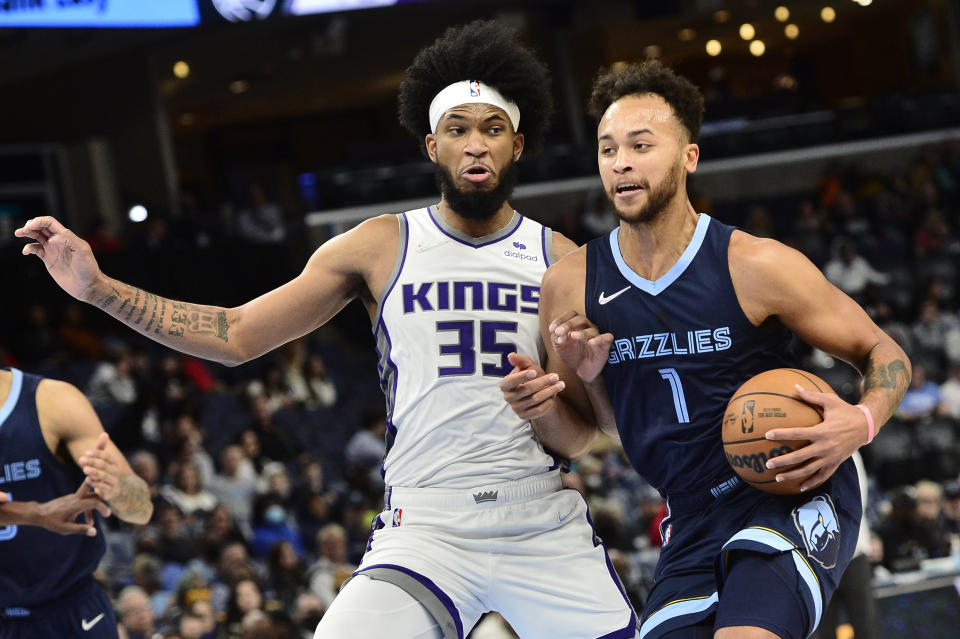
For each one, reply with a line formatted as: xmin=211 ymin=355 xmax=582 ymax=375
xmin=721 ymin=368 xmax=833 ymax=495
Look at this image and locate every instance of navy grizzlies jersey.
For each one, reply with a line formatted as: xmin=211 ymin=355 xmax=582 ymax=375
xmin=0 ymin=369 xmax=105 ymax=608
xmin=585 ymin=215 xmax=798 ymax=494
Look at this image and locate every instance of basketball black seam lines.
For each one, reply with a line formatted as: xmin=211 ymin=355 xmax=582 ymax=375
xmin=726 ymin=391 xmax=824 ymax=419
xmin=784 ymin=368 xmax=825 ymax=393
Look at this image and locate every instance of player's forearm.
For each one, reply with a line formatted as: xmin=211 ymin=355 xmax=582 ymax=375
xmin=859 ymin=340 xmax=911 ymax=430
xmin=532 ymin=405 xmax=597 ymax=461
xmin=107 ymin=474 xmax=153 ymax=525
xmin=86 ymin=275 xmax=247 ymax=366
xmin=0 ymin=500 xmax=42 ymax=526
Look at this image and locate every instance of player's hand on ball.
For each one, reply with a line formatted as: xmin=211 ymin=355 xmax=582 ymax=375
xmin=500 ymin=353 xmax=565 ymax=419
xmin=78 ymin=433 xmax=123 ymax=503
xmin=549 ymin=311 xmax=613 ymax=383
xmin=764 ymin=385 xmax=868 ymax=492
xmin=14 ymin=216 xmax=104 ymax=302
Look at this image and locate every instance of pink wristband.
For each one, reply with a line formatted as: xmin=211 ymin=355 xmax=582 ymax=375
xmin=856 ymin=404 xmax=875 ymax=444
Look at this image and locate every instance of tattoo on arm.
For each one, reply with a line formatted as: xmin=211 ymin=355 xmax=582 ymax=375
xmin=168 ymin=307 xmax=229 ymax=342
xmin=96 ymin=286 xmax=121 ymax=310
xmin=864 ymin=358 xmax=911 ymax=416
xmin=108 ymin=474 xmax=152 ymax=524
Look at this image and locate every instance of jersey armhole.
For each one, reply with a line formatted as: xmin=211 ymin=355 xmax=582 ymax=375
xmin=372 ymin=213 xmax=409 ymax=331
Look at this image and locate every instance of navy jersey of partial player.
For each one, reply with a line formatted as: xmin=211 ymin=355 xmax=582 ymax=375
xmin=585 ymin=214 xmax=798 ymax=494
xmin=0 ymin=369 xmax=105 ymax=608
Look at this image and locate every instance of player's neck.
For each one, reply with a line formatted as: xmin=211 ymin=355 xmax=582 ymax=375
xmin=0 ymin=370 xmax=10 ymax=405
xmin=617 ymin=199 xmax=699 ymax=281
xmin=436 ymin=199 xmax=516 ymax=238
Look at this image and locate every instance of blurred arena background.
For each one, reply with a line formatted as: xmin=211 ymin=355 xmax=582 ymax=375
xmin=1 ymin=1 xmax=959 ymax=637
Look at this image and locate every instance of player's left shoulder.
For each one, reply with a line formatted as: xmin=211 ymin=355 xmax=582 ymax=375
xmin=36 ymin=378 xmax=99 ymax=441
xmin=729 ymin=230 xmax=816 ymax=285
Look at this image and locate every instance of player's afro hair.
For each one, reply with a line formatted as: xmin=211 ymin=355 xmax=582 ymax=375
xmin=588 ymin=60 xmax=705 ymax=143
xmin=398 ymin=19 xmax=552 ymax=155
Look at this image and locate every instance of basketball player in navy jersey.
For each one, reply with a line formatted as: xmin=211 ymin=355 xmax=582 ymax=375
xmin=502 ymin=61 xmax=910 ymax=639
xmin=16 ymin=21 xmax=638 ymax=639
xmin=0 ymin=367 xmax=152 ymax=639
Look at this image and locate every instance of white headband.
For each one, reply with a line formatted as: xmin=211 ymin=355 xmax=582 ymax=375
xmin=428 ymin=80 xmax=521 ymax=133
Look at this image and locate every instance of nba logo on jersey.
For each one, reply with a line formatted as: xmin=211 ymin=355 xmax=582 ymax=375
xmin=663 ymin=524 xmax=672 ymax=547
xmin=392 ymin=508 xmax=403 ymax=527
xmin=469 ymin=80 xmax=481 ymax=97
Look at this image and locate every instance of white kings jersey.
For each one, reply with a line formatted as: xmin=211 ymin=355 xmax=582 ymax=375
xmin=374 ymin=207 xmax=559 ymax=488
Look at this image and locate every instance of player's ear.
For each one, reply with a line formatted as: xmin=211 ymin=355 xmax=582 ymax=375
xmin=425 ymin=134 xmax=438 ymax=164
xmin=512 ymin=132 xmax=524 ymax=162
xmin=684 ymin=143 xmax=700 ymax=174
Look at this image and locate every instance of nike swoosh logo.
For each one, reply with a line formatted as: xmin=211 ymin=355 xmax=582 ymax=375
xmin=598 ymin=286 xmax=631 ymax=305
xmin=416 ymin=240 xmax=448 ymax=253
xmin=82 ymin=613 xmax=105 ymax=631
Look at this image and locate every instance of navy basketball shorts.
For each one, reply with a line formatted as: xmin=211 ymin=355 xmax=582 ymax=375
xmin=0 ymin=578 xmax=118 ymax=639
xmin=639 ymin=458 xmax=861 ymax=639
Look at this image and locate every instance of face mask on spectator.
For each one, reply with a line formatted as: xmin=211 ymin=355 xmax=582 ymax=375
xmin=265 ymin=505 xmax=286 ymax=524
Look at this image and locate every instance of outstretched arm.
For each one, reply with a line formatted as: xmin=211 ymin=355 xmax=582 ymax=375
xmin=38 ymin=379 xmax=153 ymax=525
xmin=731 ymin=232 xmax=911 ymax=490
xmin=15 ymin=215 xmax=395 ymax=366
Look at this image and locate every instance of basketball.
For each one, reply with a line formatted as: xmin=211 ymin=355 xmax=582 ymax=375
xmin=721 ymin=368 xmax=834 ymax=495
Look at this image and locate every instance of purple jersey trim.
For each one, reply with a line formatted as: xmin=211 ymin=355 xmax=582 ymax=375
xmin=427 ymin=206 xmax=524 ymax=249
xmin=541 ymin=226 xmax=551 ymax=268
xmin=373 ymin=212 xmax=409 ymax=330
xmin=583 ymin=496 xmax=640 ymax=639
xmin=353 ymin=563 xmax=465 ymax=639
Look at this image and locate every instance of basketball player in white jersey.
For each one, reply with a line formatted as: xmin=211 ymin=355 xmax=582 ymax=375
xmin=17 ymin=21 xmax=638 ymax=639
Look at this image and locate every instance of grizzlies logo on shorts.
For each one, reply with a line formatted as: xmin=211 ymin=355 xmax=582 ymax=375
xmin=792 ymin=494 xmax=841 ymax=569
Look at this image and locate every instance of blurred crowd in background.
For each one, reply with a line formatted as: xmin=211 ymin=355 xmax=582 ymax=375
xmin=2 ymin=139 xmax=960 ymax=639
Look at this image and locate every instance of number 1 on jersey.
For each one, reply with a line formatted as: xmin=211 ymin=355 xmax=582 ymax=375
xmin=659 ymin=368 xmax=690 ymax=423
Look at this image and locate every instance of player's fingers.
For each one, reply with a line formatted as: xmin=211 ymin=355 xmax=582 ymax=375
xmin=764 ymin=425 xmax=822 ymax=443
xmin=506 ymin=352 xmax=538 ymax=370
xmin=59 ymin=521 xmax=97 ymax=536
xmin=0 ymin=491 xmax=8 ymax=502
xmin=568 ymin=327 xmax=600 ymax=342
xmin=20 ymin=216 xmax=68 ymax=237
xmin=515 ymin=397 xmax=556 ymax=420
xmin=548 ymin=310 xmax=580 ymax=333
xmin=21 ymin=243 xmax=45 ymax=259
xmin=793 ymin=385 xmax=837 ymax=407
xmin=80 ymin=453 xmax=119 ymax=475
xmin=520 ymin=381 xmax=565 ymax=407
xmin=499 ymin=368 xmax=538 ymax=393
xmin=771 ymin=458 xmax=821 ymax=484
xmin=94 ymin=432 xmax=110 ymax=450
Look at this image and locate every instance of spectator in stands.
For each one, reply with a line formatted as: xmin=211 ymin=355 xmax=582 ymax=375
xmin=938 ymin=364 xmax=960 ymax=420
xmin=86 ymin=347 xmax=138 ymax=407
xmin=787 ymin=200 xmax=828 ymax=266
xmin=238 ymin=429 xmax=270 ymax=477
xmin=247 ymin=395 xmax=297 ymax=463
xmin=292 ymin=592 xmax=326 ymax=639
xmin=236 ymin=182 xmax=286 ymax=245
xmin=209 ymin=444 xmax=258 ymax=527
xmin=117 ymin=585 xmax=157 ymax=639
xmin=823 ymin=238 xmax=890 ymax=300
xmin=167 ymin=416 xmax=216 ymax=487
xmin=877 ymin=485 xmax=951 ymax=572
xmin=895 ymin=364 xmax=942 ymax=421
xmin=15 ymin=304 xmax=60 ymax=367
xmin=300 ymin=353 xmax=338 ymax=409
xmin=344 ymin=410 xmax=387 ymax=470
xmin=57 ymin=302 xmax=105 ymax=360
xmin=130 ymin=450 xmax=163 ymax=503
xmin=251 ymin=493 xmax=305 ymax=559
xmin=911 ymin=299 xmax=956 ymax=374
xmin=306 ymin=523 xmax=356 ymax=609
xmin=200 ymin=505 xmax=248 ymax=563
xmin=224 ymin=578 xmax=267 ymax=639
xmin=915 ymin=479 xmax=952 ymax=552
xmin=160 ymin=462 xmax=218 ymax=520
xmin=266 ymin=540 xmax=308 ymax=614
xmin=942 ymin=480 xmax=960 ymax=538
xmin=155 ymin=501 xmax=201 ymax=565
xmin=246 ymin=364 xmax=295 ymax=415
